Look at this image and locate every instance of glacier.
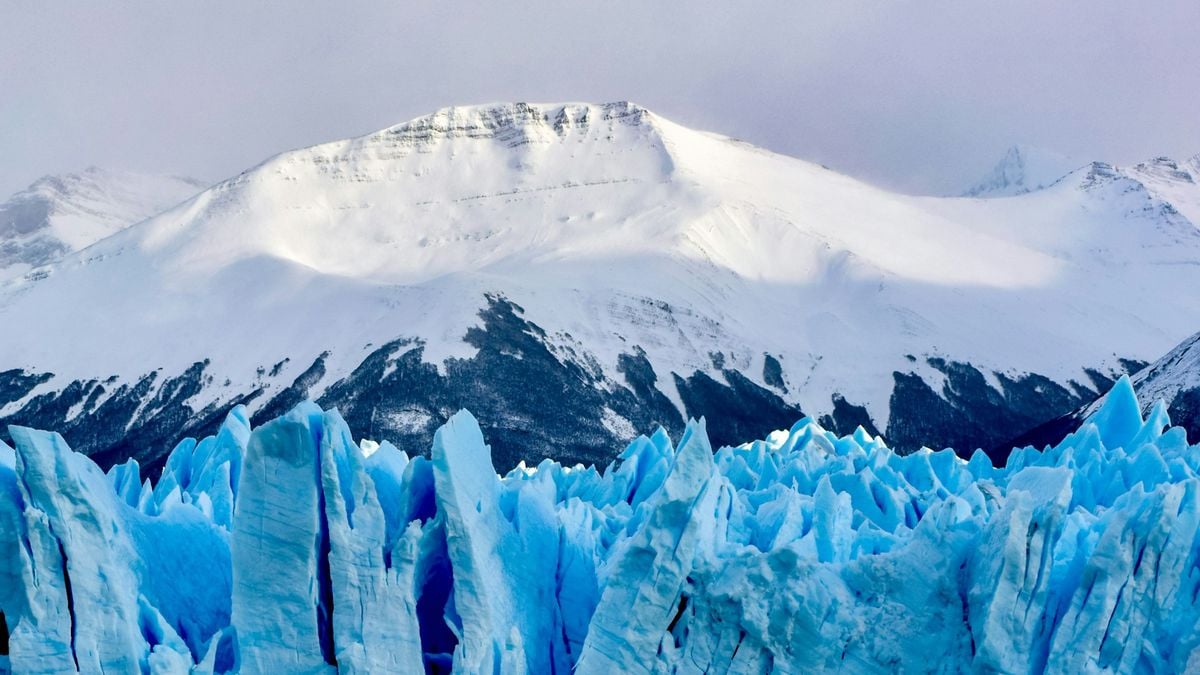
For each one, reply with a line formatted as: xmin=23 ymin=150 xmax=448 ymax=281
xmin=1 ymin=376 xmax=1199 ymax=673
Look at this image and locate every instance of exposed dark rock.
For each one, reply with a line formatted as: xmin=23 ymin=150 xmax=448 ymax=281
xmin=0 ymin=369 xmax=53 ymax=409
xmin=672 ymin=369 xmax=804 ymax=451
xmin=0 ymin=363 xmax=261 ymax=475
xmin=1084 ymin=368 xmax=1116 ymax=395
xmin=268 ymin=359 xmax=290 ymax=378
xmin=992 ymin=372 xmax=1083 ymax=433
xmin=1067 ymin=379 xmax=1100 ymax=401
xmin=884 ymin=372 xmax=963 ymax=453
xmin=1119 ymin=358 xmax=1150 ymax=376
xmin=762 ymin=354 xmax=786 ymax=392
xmin=1168 ymin=388 xmax=1200 ymax=444
xmin=886 ymin=358 xmax=1092 ymax=462
xmin=1004 ymin=411 xmax=1084 ymax=454
xmin=251 ymin=353 xmax=329 ymax=427
xmin=615 ymin=348 xmax=685 ymax=432
xmin=0 ymin=294 xmax=788 ymax=476
xmin=0 ymin=293 xmax=1175 ymax=477
xmin=819 ymin=394 xmax=881 ymax=438
xmin=318 ymin=296 xmax=685 ymax=471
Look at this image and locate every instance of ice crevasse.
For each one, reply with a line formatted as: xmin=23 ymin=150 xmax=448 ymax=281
xmin=1 ymin=376 xmax=1199 ymax=673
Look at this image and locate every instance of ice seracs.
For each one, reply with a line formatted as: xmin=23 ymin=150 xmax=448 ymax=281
xmin=1 ymin=376 xmax=1199 ymax=672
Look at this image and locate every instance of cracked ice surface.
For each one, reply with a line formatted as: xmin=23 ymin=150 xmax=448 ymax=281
xmin=1 ymin=376 xmax=1200 ymax=673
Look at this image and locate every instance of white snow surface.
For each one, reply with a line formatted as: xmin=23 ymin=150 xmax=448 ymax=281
xmin=0 ymin=167 xmax=205 ymax=277
xmin=1 ymin=102 xmax=1199 ymax=426
xmin=2 ymin=377 xmax=1199 ymax=672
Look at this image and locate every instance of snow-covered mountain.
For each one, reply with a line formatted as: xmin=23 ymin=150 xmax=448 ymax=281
xmin=961 ymin=144 xmax=1081 ymax=197
xmin=1 ymin=102 xmax=1198 ymax=471
xmin=2 ymin=378 xmax=1198 ymax=672
xmin=0 ymin=167 xmax=206 ymax=277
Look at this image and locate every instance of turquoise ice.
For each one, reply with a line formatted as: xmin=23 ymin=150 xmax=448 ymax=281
xmin=1 ymin=376 xmax=1198 ymax=673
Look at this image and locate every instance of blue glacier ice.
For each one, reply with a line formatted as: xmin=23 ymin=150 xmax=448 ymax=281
xmin=1 ymin=376 xmax=1199 ymax=673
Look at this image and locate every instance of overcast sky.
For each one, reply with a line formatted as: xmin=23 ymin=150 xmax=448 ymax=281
xmin=3 ymin=1 xmax=1198 ymax=198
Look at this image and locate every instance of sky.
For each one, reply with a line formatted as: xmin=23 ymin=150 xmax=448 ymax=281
xmin=2 ymin=1 xmax=1198 ymax=198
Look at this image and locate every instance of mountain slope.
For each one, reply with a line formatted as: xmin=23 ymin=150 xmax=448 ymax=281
xmin=1120 ymin=329 xmax=1200 ymax=442
xmin=1 ymin=102 xmax=1198 ymax=470
xmin=1025 ymin=328 xmax=1200 ymax=447
xmin=0 ymin=167 xmax=206 ymax=276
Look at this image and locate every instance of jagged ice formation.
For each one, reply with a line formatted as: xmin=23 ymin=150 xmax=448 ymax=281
xmin=1 ymin=376 xmax=1199 ymax=673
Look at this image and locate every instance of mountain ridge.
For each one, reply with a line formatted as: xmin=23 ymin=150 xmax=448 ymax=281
xmin=0 ymin=167 xmax=205 ymax=276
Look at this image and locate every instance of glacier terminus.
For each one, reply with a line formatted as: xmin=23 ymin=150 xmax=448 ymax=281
xmin=1 ymin=376 xmax=1198 ymax=673
xmin=6 ymin=0 xmax=1200 ymax=670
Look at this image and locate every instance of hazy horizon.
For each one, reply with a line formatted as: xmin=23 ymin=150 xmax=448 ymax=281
xmin=3 ymin=1 xmax=1198 ymax=198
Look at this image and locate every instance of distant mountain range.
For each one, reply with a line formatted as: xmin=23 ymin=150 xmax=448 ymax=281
xmin=1 ymin=102 xmax=1198 ymax=472
xmin=0 ymin=167 xmax=205 ymax=277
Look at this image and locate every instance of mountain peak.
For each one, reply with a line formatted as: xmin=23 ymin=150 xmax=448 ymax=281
xmin=231 ymin=101 xmax=675 ymax=195
xmin=962 ymin=144 xmax=1079 ymax=197
xmin=369 ymin=101 xmax=656 ymax=149
xmin=1130 ymin=155 xmax=1197 ymax=185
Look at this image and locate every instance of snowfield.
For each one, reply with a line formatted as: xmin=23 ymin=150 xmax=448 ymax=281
xmin=1 ymin=376 xmax=1199 ymax=672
